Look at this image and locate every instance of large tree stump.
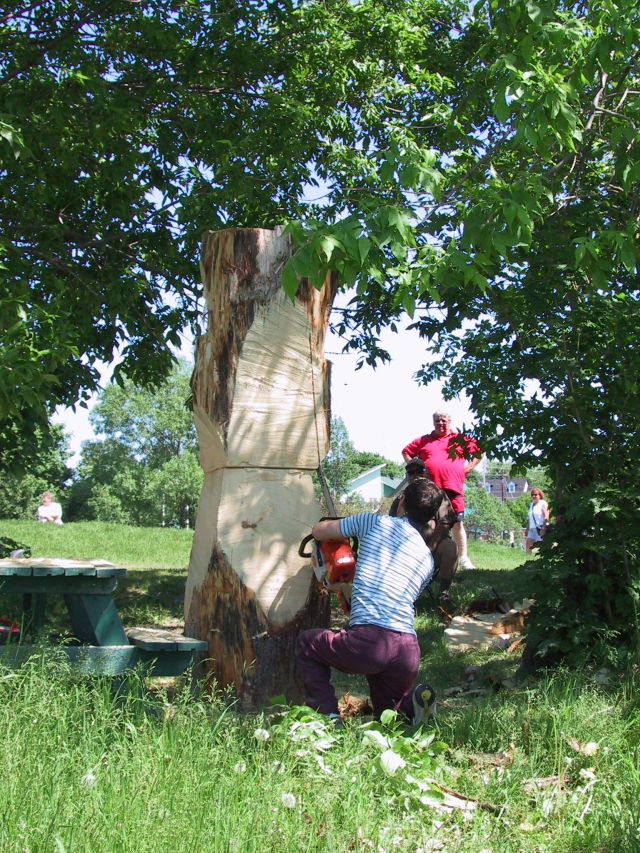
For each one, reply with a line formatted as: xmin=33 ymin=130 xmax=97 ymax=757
xmin=185 ymin=226 xmax=337 ymax=708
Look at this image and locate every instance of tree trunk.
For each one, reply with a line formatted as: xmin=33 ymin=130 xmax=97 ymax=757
xmin=185 ymin=226 xmax=337 ymax=708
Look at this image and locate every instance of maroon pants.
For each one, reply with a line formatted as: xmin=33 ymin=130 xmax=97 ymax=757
xmin=296 ymin=624 xmax=420 ymax=719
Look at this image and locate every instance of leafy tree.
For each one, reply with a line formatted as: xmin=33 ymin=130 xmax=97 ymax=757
xmin=0 ymin=0 xmax=461 ymax=456
xmin=321 ymin=417 xmax=359 ymax=501
xmin=67 ymin=362 xmax=201 ymax=526
xmin=483 ymin=460 xmax=512 ymax=480
xmin=287 ymin=1 xmax=640 ymax=666
xmin=464 ymin=483 xmax=521 ymax=544
xmin=6 ymin=0 xmax=638 ymax=662
xmin=507 ymin=493 xmax=534 ymax=532
xmin=352 ymin=452 xmax=404 ymax=482
xmin=89 ymin=362 xmax=197 ymax=466
xmin=84 ymin=483 xmax=129 ymax=526
xmin=148 ymin=453 xmax=202 ymax=529
xmin=0 ymin=424 xmax=71 ymax=519
xmin=321 ymin=417 xmax=402 ymax=504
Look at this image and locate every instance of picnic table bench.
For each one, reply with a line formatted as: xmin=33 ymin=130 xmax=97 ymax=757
xmin=0 ymin=557 xmax=207 ymax=676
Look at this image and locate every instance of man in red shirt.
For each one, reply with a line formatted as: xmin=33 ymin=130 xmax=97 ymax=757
xmin=402 ymin=410 xmax=481 ymax=570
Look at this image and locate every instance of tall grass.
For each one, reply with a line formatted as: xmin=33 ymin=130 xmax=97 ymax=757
xmin=1 ymin=659 xmax=639 ymax=852
xmin=1 ymin=523 xmax=636 ymax=850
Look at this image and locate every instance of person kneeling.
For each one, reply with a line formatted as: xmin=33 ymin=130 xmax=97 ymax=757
xmin=296 ymin=479 xmax=444 ymax=726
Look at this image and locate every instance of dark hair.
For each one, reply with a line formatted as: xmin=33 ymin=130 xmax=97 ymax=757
xmin=402 ymin=479 xmax=444 ymax=526
xmin=405 ymin=456 xmax=425 ymax=472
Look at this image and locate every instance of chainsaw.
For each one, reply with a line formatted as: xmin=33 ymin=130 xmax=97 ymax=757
xmin=298 ymin=466 xmax=357 ymax=612
xmin=298 ymin=524 xmax=356 ymax=585
xmin=298 ymin=524 xmax=356 ymax=612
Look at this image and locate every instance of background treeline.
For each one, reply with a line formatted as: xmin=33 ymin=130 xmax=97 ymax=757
xmin=1 ymin=362 xmax=546 ymax=539
xmin=1 ymin=363 xmax=201 ymax=529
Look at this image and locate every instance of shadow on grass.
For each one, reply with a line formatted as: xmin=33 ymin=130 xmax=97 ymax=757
xmin=114 ymin=568 xmax=188 ymax=628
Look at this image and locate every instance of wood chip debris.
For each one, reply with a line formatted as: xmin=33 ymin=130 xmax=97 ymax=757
xmin=444 ymin=598 xmax=535 ymax=652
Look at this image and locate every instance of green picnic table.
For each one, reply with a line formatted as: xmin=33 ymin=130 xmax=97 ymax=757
xmin=0 ymin=557 xmax=207 ymax=676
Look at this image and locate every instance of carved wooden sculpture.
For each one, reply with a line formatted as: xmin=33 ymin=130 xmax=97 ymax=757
xmin=185 ymin=226 xmax=336 ymax=707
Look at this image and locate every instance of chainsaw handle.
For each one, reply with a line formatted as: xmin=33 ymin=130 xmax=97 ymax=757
xmin=298 ymin=517 xmax=344 ymax=558
xmin=298 ymin=534 xmax=314 ymax=558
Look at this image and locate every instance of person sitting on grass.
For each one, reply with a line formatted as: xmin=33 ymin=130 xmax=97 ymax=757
xmin=36 ymin=491 xmax=63 ymax=525
xmin=296 ymin=478 xmax=444 ymax=726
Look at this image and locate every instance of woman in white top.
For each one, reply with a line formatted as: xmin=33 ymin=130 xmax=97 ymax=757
xmin=525 ymin=488 xmax=549 ymax=553
xmin=36 ymin=491 xmax=63 ymax=525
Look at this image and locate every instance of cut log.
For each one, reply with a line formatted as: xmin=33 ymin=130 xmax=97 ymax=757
xmin=185 ymin=226 xmax=336 ymax=708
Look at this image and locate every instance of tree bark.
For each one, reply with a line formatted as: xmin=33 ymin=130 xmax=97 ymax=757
xmin=185 ymin=226 xmax=337 ymax=708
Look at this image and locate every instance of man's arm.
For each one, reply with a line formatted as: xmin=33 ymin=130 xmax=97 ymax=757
xmin=311 ymin=519 xmax=344 ymax=541
xmin=401 ymin=436 xmax=421 ymax=463
xmin=463 ymin=455 xmax=483 ymax=476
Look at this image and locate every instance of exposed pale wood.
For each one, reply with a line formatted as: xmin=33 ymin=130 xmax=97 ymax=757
xmin=185 ymin=226 xmax=335 ymax=707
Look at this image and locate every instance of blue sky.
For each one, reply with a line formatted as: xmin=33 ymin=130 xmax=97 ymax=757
xmin=325 ymin=320 xmax=473 ymax=461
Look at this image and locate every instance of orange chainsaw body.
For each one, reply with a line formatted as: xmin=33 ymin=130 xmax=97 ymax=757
xmin=298 ymin=528 xmax=357 ymax=613
xmin=316 ymin=539 xmax=356 ymax=585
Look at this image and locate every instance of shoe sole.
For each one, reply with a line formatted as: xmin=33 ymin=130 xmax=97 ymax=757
xmin=412 ymin=684 xmax=436 ymax=725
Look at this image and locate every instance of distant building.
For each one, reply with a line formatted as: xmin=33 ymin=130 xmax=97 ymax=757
xmin=343 ymin=464 xmax=403 ymax=503
xmin=483 ymin=476 xmax=530 ymax=502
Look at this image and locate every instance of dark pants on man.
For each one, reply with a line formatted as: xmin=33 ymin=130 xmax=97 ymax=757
xmin=296 ymin=624 xmax=420 ymax=720
xmin=434 ymin=536 xmax=458 ymax=593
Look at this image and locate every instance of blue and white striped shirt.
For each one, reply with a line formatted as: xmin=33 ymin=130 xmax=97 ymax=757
xmin=339 ymin=513 xmax=434 ymax=636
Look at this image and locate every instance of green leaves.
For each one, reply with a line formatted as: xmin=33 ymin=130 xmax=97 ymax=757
xmin=283 ymin=205 xmax=417 ymax=303
xmin=287 ymin=0 xmax=640 ymax=668
xmin=0 ymin=116 xmax=25 ymax=159
xmin=3 ymin=0 xmax=458 ymax=433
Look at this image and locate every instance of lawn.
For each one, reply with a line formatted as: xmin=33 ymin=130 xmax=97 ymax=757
xmin=0 ymin=521 xmax=637 ymax=851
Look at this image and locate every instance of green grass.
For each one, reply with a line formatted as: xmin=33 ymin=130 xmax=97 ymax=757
xmin=1 ymin=519 xmax=193 ymax=569
xmin=1 ymin=655 xmax=639 ymax=851
xmin=1 ymin=522 xmax=638 ymax=850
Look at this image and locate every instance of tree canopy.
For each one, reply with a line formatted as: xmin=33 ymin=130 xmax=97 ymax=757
xmin=66 ymin=361 xmax=201 ymax=526
xmin=1 ymin=0 xmax=461 ymax=454
xmin=4 ymin=0 xmax=640 ymax=663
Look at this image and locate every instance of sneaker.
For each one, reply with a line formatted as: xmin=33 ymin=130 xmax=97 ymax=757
xmin=437 ymin=590 xmax=457 ymax=612
xmin=327 ymin=712 xmax=344 ymax=729
xmin=412 ymin=683 xmax=437 ymax=725
xmin=458 ymin=556 xmax=476 ymax=570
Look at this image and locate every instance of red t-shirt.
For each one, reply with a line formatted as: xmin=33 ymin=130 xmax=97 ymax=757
xmin=402 ymin=431 xmax=480 ymax=496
